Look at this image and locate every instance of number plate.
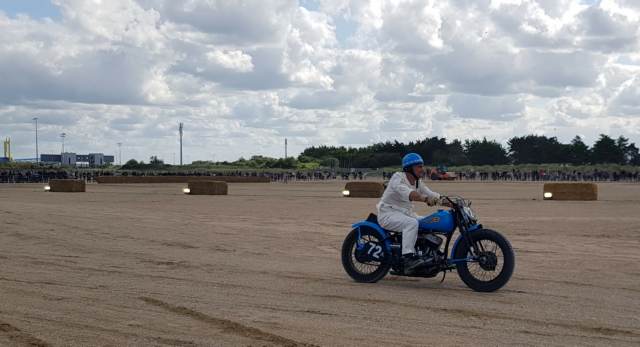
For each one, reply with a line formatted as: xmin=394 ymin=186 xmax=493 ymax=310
xmin=355 ymin=241 xmax=385 ymax=262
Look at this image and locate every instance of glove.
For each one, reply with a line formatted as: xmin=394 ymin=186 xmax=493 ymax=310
xmin=424 ymin=195 xmax=440 ymax=206
xmin=439 ymin=196 xmax=453 ymax=207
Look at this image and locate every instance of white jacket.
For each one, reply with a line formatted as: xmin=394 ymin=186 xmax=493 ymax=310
xmin=377 ymin=172 xmax=441 ymax=218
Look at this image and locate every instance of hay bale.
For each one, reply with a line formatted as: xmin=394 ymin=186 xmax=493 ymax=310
xmin=187 ymin=181 xmax=228 ymax=195
xmin=543 ymin=183 xmax=597 ymax=201
xmin=344 ymin=181 xmax=385 ymax=198
xmin=49 ymin=179 xmax=86 ymax=192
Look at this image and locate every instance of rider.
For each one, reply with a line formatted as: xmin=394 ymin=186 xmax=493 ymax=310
xmin=377 ymin=153 xmax=448 ymax=273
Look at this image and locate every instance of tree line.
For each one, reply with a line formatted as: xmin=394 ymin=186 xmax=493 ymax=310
xmin=115 ymin=134 xmax=640 ymax=170
xmin=300 ymin=134 xmax=640 ymax=168
xmin=121 ymin=155 xmax=308 ymax=170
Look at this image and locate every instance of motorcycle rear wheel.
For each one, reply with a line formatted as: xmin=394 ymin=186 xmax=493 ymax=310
xmin=341 ymin=228 xmax=391 ymax=283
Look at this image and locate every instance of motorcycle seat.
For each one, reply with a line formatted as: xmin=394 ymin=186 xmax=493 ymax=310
xmin=365 ymin=213 xmax=399 ymax=235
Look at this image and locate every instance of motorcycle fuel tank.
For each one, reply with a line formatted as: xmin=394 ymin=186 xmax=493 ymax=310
xmin=418 ymin=210 xmax=455 ymax=234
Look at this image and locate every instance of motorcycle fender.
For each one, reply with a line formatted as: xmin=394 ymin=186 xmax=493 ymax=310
xmin=451 ymin=224 xmax=482 ymax=259
xmin=351 ymin=221 xmax=392 ymax=253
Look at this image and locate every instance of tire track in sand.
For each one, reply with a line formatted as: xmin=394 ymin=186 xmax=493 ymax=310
xmin=309 ymin=293 xmax=640 ymax=341
xmin=139 ymin=297 xmax=317 ymax=347
xmin=0 ymin=320 xmax=52 ymax=347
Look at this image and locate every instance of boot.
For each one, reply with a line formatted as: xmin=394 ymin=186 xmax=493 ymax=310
xmin=402 ymin=253 xmax=426 ymax=274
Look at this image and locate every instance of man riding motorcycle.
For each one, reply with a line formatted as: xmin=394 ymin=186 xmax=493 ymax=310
xmin=376 ymin=153 xmax=449 ymax=273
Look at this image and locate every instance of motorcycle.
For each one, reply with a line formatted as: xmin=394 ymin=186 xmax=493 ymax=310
xmin=341 ymin=196 xmax=515 ymax=292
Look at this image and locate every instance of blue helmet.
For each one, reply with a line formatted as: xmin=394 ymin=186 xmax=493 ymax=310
xmin=402 ymin=153 xmax=424 ymax=170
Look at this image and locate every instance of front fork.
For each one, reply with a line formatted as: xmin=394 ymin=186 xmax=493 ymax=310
xmin=461 ymin=224 xmax=486 ymax=256
xmin=446 ymin=227 xmax=482 ymax=266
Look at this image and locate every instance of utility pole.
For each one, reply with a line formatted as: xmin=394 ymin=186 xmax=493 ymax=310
xmin=33 ymin=117 xmax=39 ymax=163
xmin=117 ymin=142 xmax=122 ymax=165
xmin=285 ymin=138 xmax=288 ymax=159
xmin=179 ymin=122 xmax=183 ymax=166
xmin=60 ymin=133 xmax=66 ymax=153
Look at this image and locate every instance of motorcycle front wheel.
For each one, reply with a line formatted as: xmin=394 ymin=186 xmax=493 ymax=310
xmin=454 ymin=229 xmax=515 ymax=292
xmin=341 ymin=228 xmax=391 ymax=283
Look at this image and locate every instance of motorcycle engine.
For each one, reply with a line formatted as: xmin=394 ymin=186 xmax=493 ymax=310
xmin=415 ymin=233 xmax=443 ymax=259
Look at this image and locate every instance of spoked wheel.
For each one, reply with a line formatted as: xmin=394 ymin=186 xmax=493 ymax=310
xmin=341 ymin=228 xmax=391 ymax=283
xmin=454 ymin=229 xmax=515 ymax=292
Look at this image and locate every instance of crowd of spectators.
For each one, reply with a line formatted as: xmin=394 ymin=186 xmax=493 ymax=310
xmin=1 ymin=167 xmax=639 ymax=183
xmin=450 ymin=169 xmax=640 ymax=182
xmin=0 ymin=168 xmax=342 ymax=183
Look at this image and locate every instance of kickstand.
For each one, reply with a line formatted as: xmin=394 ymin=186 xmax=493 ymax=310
xmin=440 ymin=270 xmax=447 ymax=283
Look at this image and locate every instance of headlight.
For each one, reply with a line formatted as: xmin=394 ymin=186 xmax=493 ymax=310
xmin=342 ymin=190 xmax=350 ymax=197
xmin=463 ymin=206 xmax=476 ymax=221
xmin=182 ymin=187 xmax=191 ymax=194
xmin=44 ymin=185 xmax=51 ymax=191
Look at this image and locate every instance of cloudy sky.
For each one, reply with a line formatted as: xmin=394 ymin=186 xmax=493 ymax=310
xmin=1 ymin=0 xmax=639 ymax=163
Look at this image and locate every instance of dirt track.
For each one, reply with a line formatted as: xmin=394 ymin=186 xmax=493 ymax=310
xmin=1 ymin=181 xmax=639 ymax=346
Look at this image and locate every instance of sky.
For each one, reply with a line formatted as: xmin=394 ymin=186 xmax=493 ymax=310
xmin=1 ymin=0 xmax=639 ymax=163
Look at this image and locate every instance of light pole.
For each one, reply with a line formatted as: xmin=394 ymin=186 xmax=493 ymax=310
xmin=33 ymin=117 xmax=39 ymax=163
xmin=179 ymin=122 xmax=183 ymax=166
xmin=60 ymin=133 xmax=66 ymax=153
xmin=117 ymin=142 xmax=122 ymax=165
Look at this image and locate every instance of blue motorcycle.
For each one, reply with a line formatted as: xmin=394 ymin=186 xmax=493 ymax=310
xmin=341 ymin=196 xmax=515 ymax=292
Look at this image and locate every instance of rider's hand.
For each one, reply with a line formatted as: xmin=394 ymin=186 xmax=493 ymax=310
xmin=439 ymin=196 xmax=453 ymax=207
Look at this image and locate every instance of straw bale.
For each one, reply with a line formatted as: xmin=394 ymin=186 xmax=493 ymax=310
xmin=543 ymin=183 xmax=597 ymax=201
xmin=187 ymin=181 xmax=228 ymax=195
xmin=49 ymin=179 xmax=86 ymax=192
xmin=344 ymin=181 xmax=385 ymax=198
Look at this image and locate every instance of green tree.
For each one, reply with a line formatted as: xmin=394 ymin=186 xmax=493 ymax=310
xmin=445 ymin=139 xmax=470 ymax=166
xmin=297 ymin=134 xmax=640 ymax=168
xmin=320 ymin=157 xmax=339 ymax=168
xmin=508 ymin=135 xmax=568 ymax=164
xmin=627 ymin=143 xmax=640 ymax=165
xmin=464 ymin=138 xmax=509 ymax=165
xmin=567 ymin=136 xmax=591 ymax=165
xmin=121 ymin=159 xmax=140 ymax=170
xmin=617 ymin=136 xmax=640 ymax=165
xmin=149 ymin=156 xmax=165 ymax=167
xmin=592 ymin=134 xmax=624 ymax=164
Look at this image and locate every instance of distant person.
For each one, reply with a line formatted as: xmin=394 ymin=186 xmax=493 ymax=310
xmin=376 ymin=153 xmax=450 ymax=273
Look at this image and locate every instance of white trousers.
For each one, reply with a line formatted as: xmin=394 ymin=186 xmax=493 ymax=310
xmin=378 ymin=211 xmax=419 ymax=255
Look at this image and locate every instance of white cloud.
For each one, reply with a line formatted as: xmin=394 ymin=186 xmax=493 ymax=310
xmin=206 ymin=49 xmax=254 ymax=72
xmin=448 ymin=93 xmax=525 ymax=120
xmin=608 ymin=74 xmax=640 ymax=116
xmin=1 ymin=0 xmax=640 ymax=161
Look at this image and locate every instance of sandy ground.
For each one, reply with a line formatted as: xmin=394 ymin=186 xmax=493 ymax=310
xmin=0 ymin=181 xmax=639 ymax=346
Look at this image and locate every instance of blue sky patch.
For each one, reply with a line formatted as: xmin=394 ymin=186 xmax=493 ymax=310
xmin=0 ymin=0 xmax=61 ymax=20
xmin=299 ymin=0 xmax=320 ymax=12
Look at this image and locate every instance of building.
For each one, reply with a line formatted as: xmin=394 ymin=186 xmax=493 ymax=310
xmin=40 ymin=153 xmax=115 ymax=167
xmin=76 ymin=153 xmax=112 ymax=167
xmin=61 ymin=152 xmax=76 ymax=166
xmin=2 ymin=137 xmax=11 ymax=161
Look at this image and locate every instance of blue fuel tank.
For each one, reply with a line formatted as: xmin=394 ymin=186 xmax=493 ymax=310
xmin=418 ymin=209 xmax=456 ymax=234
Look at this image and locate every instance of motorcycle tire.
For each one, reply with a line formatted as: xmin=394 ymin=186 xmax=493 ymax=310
xmin=341 ymin=228 xmax=391 ymax=283
xmin=454 ymin=229 xmax=515 ymax=292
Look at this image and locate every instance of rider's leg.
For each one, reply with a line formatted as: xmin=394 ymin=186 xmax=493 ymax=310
xmin=400 ymin=218 xmax=419 ymax=256
xmin=378 ymin=212 xmax=419 ymax=255
xmin=379 ymin=212 xmax=425 ymax=273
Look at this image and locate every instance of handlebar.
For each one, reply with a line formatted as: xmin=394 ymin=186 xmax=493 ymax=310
xmin=441 ymin=195 xmax=471 ymax=208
